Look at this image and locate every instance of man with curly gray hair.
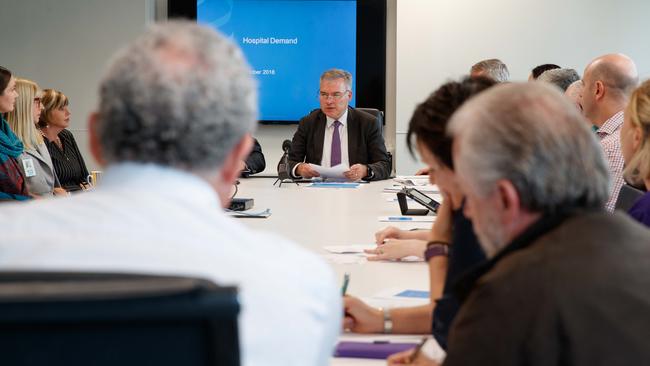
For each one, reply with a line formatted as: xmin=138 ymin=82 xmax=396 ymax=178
xmin=0 ymin=21 xmax=340 ymax=366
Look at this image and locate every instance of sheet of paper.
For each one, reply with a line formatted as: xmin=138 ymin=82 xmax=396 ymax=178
xmin=393 ymin=176 xmax=431 ymax=187
xmin=225 ymin=209 xmax=271 ymax=218
xmin=322 ymin=254 xmax=367 ymax=265
xmin=383 ymin=184 xmax=440 ymax=194
xmin=324 ymin=245 xmax=375 ymax=254
xmin=310 ymin=163 xmax=350 ymax=179
xmin=378 ymin=216 xmax=436 ymax=223
xmin=308 ymin=182 xmax=360 ymax=188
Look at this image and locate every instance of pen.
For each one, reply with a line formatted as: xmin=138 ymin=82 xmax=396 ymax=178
xmin=388 ymin=216 xmax=413 ymax=221
xmin=341 ymin=272 xmax=350 ymax=296
xmin=408 ymin=337 xmax=429 ymax=363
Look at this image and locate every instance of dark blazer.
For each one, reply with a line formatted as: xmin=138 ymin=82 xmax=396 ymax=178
xmin=444 ymin=211 xmax=650 ymax=366
xmin=241 ymin=139 xmax=265 ymax=177
xmin=288 ymin=107 xmax=390 ymax=181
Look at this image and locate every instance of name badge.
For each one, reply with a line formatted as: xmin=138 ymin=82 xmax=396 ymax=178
xmin=22 ymin=158 xmax=37 ymax=177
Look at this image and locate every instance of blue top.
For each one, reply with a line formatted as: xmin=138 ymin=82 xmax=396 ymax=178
xmin=628 ymin=191 xmax=650 ymax=228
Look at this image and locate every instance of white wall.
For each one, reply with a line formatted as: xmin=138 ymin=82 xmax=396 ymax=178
xmin=4 ymin=0 xmax=650 ymax=176
xmin=394 ymin=0 xmax=650 ymax=175
xmin=0 ymin=0 xmax=155 ymax=171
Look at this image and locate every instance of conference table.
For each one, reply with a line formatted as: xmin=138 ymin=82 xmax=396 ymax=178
xmin=234 ymin=177 xmax=433 ymax=365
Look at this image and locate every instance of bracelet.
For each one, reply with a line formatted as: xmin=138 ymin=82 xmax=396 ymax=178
xmin=426 ymin=240 xmax=450 ymax=248
xmin=424 ymin=241 xmax=449 ymax=262
xmin=378 ymin=307 xmax=393 ymax=334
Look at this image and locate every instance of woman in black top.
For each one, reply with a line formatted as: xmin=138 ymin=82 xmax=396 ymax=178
xmin=343 ymin=77 xmax=495 ymax=350
xmin=38 ymin=89 xmax=89 ymax=192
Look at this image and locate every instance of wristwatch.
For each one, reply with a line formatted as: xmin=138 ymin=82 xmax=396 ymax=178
xmin=364 ymin=165 xmax=374 ymax=180
xmin=424 ymin=241 xmax=449 ymax=262
xmin=378 ymin=307 xmax=392 ymax=334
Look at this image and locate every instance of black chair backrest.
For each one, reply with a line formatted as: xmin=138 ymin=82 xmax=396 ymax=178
xmin=0 ymin=272 xmax=240 ymax=366
xmin=355 ymin=107 xmax=385 ymax=136
xmin=615 ymin=184 xmax=646 ymax=212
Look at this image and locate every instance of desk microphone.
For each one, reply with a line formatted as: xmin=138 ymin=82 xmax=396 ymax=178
xmin=282 ymin=139 xmax=292 ymax=154
xmin=275 ymin=139 xmax=297 ymax=186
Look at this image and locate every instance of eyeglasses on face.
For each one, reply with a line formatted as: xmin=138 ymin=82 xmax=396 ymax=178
xmin=318 ymin=90 xmax=350 ymax=100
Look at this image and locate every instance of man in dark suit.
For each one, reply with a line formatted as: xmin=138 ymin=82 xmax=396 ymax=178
xmin=240 ymin=138 xmax=265 ymax=177
xmin=288 ymin=69 xmax=390 ymax=181
xmin=390 ymin=82 xmax=650 ymax=365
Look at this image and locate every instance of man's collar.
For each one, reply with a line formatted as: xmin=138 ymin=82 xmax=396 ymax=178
xmin=597 ymin=110 xmax=624 ymax=136
xmin=326 ymin=108 xmax=349 ymax=127
xmin=453 ymin=210 xmax=575 ymax=302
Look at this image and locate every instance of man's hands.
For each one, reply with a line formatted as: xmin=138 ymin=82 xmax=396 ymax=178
xmin=296 ymin=163 xmax=321 ymax=178
xmin=344 ymin=164 xmax=368 ymax=181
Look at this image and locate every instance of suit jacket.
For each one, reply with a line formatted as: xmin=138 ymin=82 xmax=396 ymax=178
xmin=241 ymin=138 xmax=266 ymax=177
xmin=288 ymin=107 xmax=390 ymax=181
xmin=18 ymin=143 xmax=60 ymax=196
xmin=444 ymin=211 xmax=650 ymax=366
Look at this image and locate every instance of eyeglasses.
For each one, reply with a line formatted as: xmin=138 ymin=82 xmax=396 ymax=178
xmin=318 ymin=90 xmax=350 ymax=100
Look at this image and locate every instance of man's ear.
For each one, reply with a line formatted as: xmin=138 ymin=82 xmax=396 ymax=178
xmin=495 ymin=179 xmax=522 ymax=229
xmin=88 ymin=112 xmax=105 ymax=166
xmin=595 ymin=80 xmax=606 ymax=101
xmin=220 ymin=133 xmax=254 ymax=184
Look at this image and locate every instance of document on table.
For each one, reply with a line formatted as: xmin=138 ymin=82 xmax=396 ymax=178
xmin=308 ymin=182 xmax=360 ymax=188
xmin=393 ymin=175 xmax=431 ymax=186
xmin=378 ymin=216 xmax=436 ymax=223
xmin=310 ymin=163 xmax=349 ymax=179
xmin=225 ymin=208 xmax=271 ymax=218
xmin=324 ymin=245 xmax=375 ymax=254
xmin=383 ymin=184 xmax=440 ymax=194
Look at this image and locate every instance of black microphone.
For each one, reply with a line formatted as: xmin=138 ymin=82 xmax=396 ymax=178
xmin=276 ymin=139 xmax=294 ymax=184
xmin=282 ymin=139 xmax=292 ymax=153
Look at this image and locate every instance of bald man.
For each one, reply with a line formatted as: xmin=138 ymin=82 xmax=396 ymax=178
xmin=581 ymin=53 xmax=639 ymax=212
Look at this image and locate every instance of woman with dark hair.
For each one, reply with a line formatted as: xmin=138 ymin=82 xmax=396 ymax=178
xmin=38 ymin=89 xmax=89 ymax=192
xmin=344 ymin=77 xmax=494 ymax=350
xmin=0 ymin=66 xmax=30 ymax=201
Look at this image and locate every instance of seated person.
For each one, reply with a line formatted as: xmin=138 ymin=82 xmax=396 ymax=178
xmin=0 ymin=66 xmax=30 ymax=201
xmin=0 ymin=22 xmax=340 ymax=366
xmin=391 ymin=82 xmax=650 ymax=366
xmin=621 ymin=79 xmax=650 ymax=226
xmin=240 ymin=138 xmax=265 ymax=177
xmin=344 ymin=77 xmax=493 ymax=348
xmin=288 ymin=68 xmax=390 ymax=181
xmin=38 ymin=89 xmax=89 ymax=192
xmin=5 ymin=78 xmax=66 ymax=197
xmin=527 ymin=63 xmax=560 ymax=80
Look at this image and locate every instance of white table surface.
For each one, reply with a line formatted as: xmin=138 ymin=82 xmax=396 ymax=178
xmin=234 ymin=178 xmax=432 ymax=365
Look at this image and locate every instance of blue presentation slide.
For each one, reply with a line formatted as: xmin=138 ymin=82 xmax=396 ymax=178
xmin=198 ymin=0 xmax=357 ymax=121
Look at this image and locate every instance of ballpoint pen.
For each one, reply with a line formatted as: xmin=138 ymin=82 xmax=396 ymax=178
xmin=341 ymin=272 xmax=350 ymax=296
xmin=408 ymin=337 xmax=429 ymax=363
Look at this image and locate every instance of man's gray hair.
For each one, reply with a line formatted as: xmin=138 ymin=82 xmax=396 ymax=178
xmin=449 ymin=82 xmax=610 ymax=213
xmin=537 ymin=68 xmax=580 ymax=91
xmin=470 ymin=59 xmax=510 ymax=83
xmin=320 ymin=68 xmax=353 ymax=90
xmin=96 ymin=21 xmax=257 ymax=172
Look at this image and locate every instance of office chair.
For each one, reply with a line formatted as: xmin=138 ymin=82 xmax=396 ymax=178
xmin=615 ymin=184 xmax=646 ymax=212
xmin=0 ymin=272 xmax=240 ymax=366
xmin=355 ymin=107 xmax=385 ymax=136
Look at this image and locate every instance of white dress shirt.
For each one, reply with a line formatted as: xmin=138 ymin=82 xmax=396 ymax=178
xmin=0 ymin=163 xmax=341 ymax=366
xmin=320 ymin=109 xmax=350 ymax=168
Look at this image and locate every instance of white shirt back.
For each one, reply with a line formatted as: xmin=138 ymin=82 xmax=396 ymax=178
xmin=0 ymin=163 xmax=341 ymax=366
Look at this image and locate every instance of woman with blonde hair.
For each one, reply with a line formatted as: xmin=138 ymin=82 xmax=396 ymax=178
xmin=620 ymin=79 xmax=650 ymax=226
xmin=0 ymin=66 xmax=30 ymax=201
xmin=5 ymin=79 xmax=65 ymax=196
xmin=38 ymin=89 xmax=89 ymax=192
